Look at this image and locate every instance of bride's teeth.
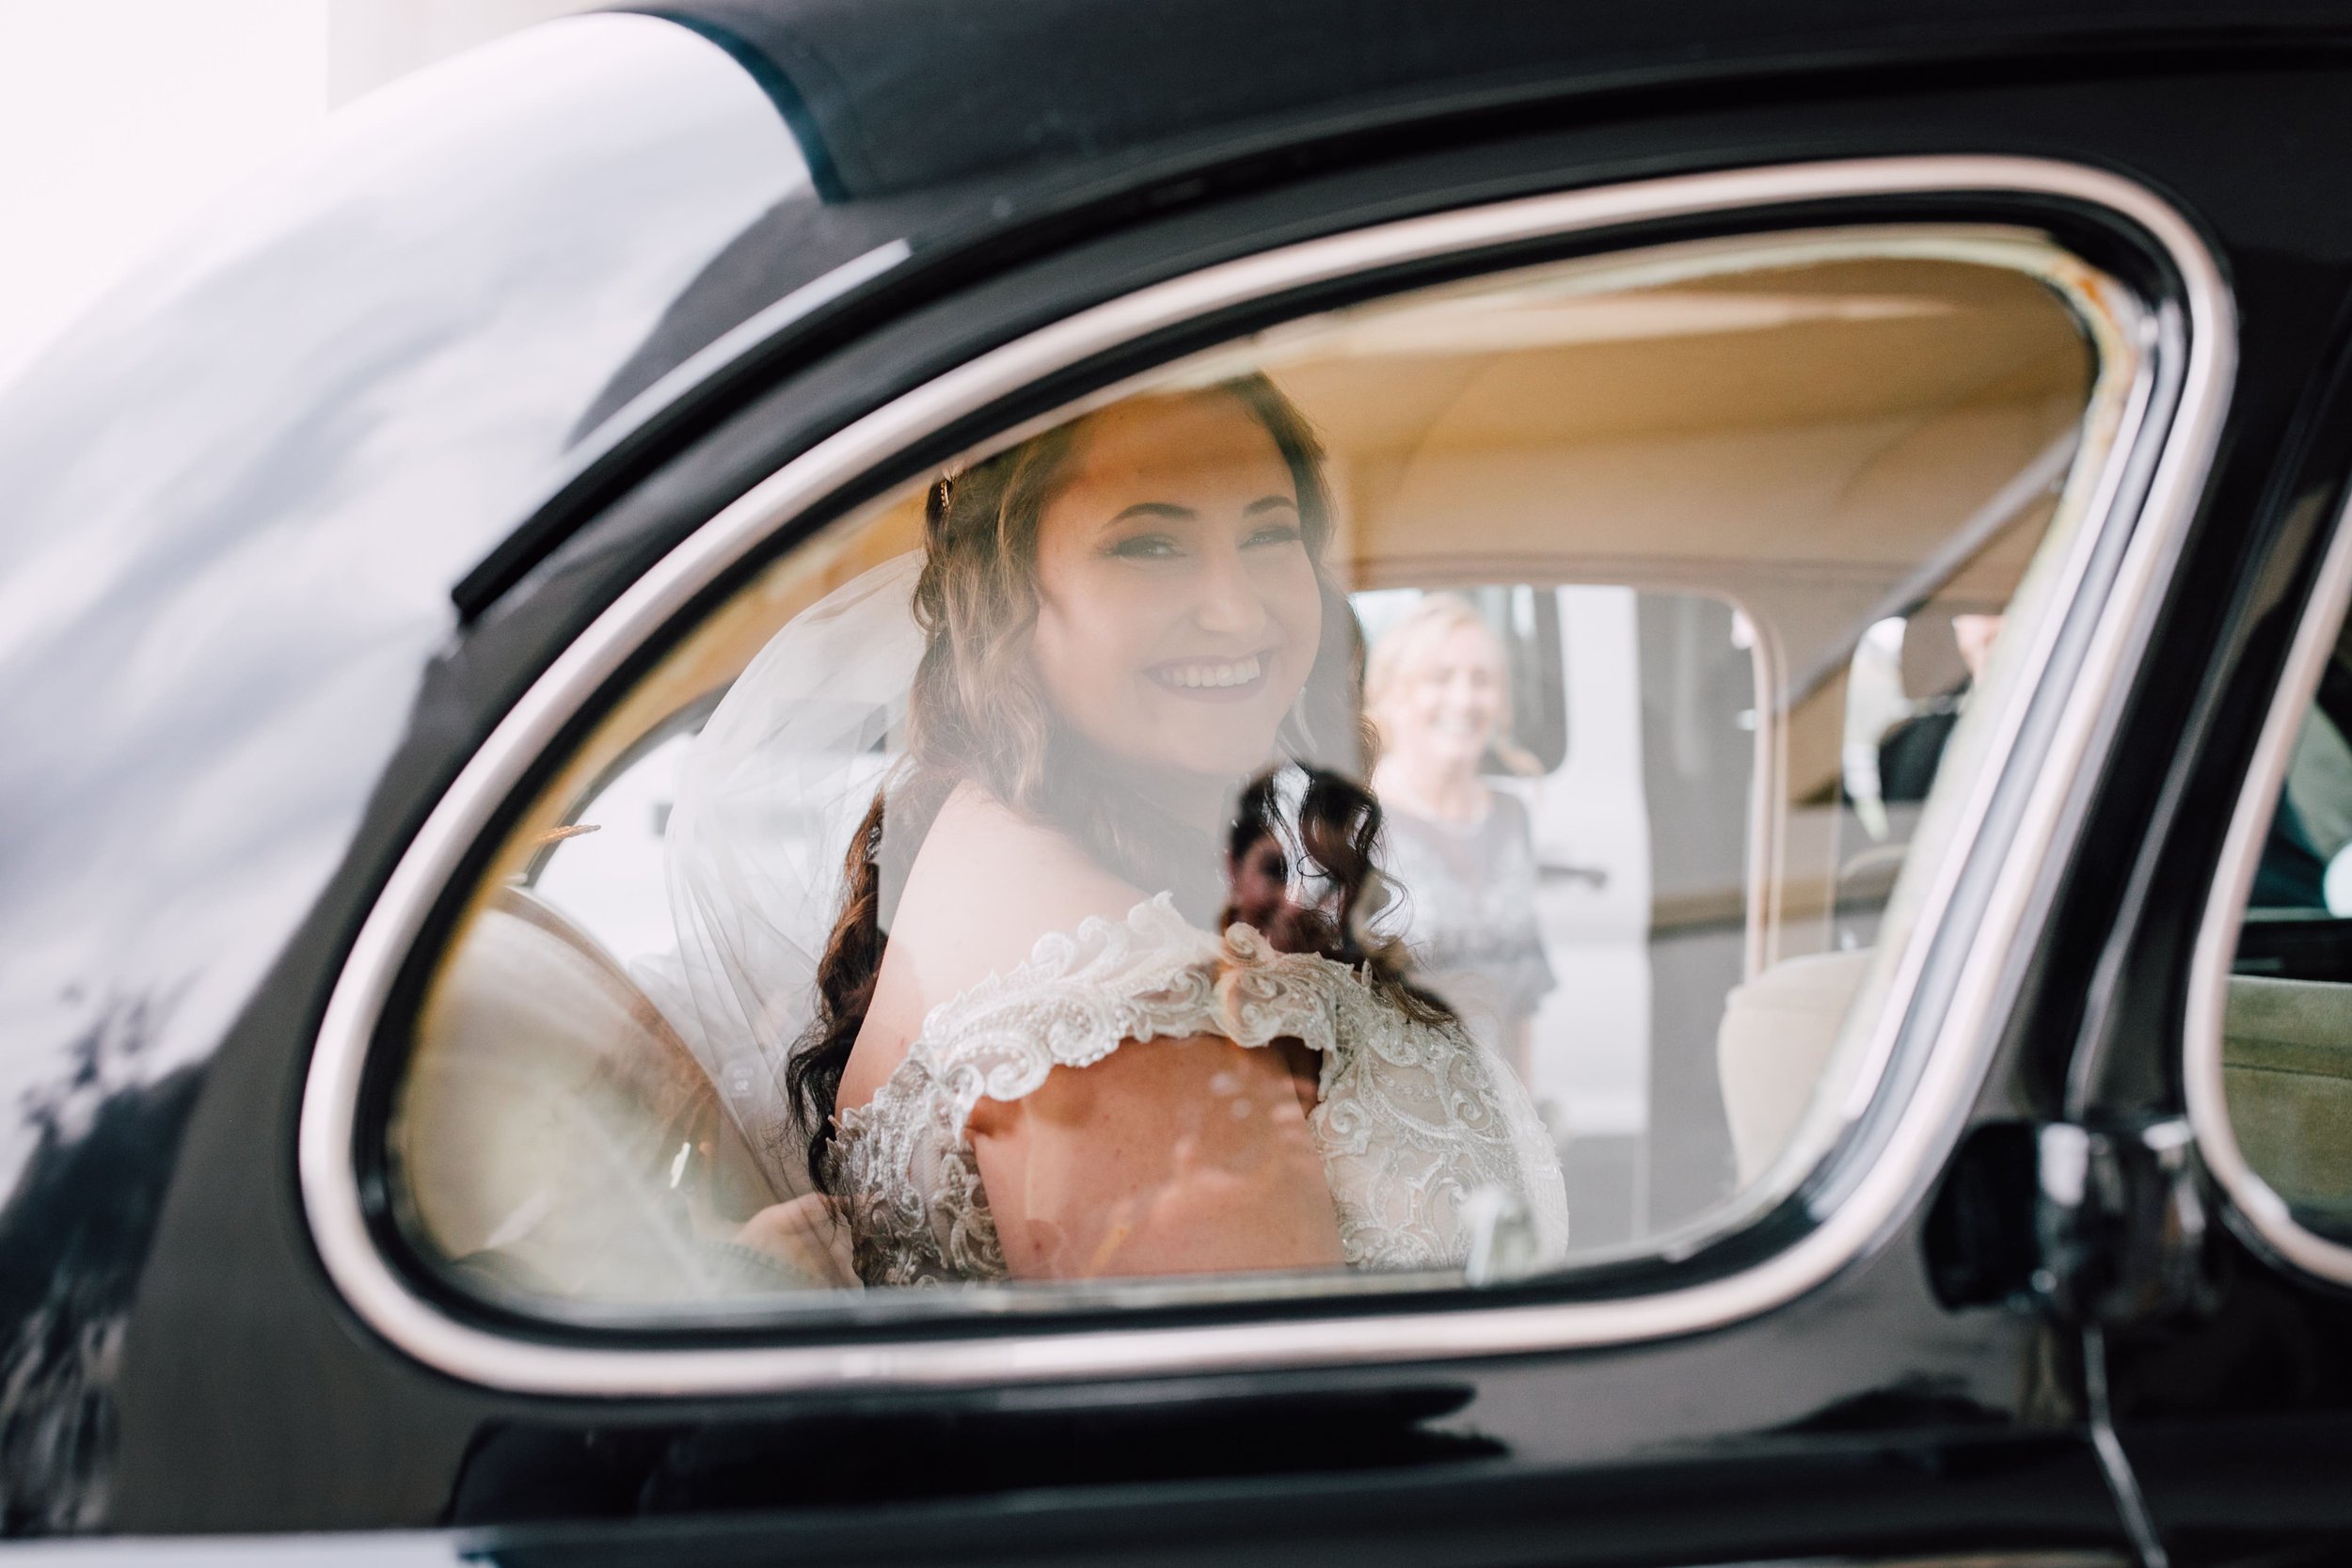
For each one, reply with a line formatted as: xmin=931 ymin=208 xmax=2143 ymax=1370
xmin=1162 ymin=655 xmax=1262 ymax=689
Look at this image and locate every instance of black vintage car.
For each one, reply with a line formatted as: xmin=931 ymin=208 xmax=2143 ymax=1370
xmin=4 ymin=2 xmax=2351 ymax=1562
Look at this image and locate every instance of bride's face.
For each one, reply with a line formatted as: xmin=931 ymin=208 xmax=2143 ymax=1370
xmin=1029 ymin=391 xmax=1324 ymax=782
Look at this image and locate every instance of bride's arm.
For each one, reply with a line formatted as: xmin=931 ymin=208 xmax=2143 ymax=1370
xmin=966 ymin=1035 xmax=1343 ymax=1279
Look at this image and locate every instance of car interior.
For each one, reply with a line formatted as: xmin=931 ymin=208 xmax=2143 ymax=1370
xmin=385 ymin=232 xmax=2136 ymax=1309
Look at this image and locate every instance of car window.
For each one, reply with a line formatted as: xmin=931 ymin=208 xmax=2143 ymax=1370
xmin=370 ymin=227 xmax=2139 ymax=1323
xmin=2208 ymin=613 xmax=2352 ymax=1248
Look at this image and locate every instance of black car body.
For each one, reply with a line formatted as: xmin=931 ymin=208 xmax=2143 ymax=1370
xmin=3 ymin=3 xmax=2351 ymax=1562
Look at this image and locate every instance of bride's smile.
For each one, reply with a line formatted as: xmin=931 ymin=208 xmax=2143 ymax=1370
xmin=1028 ymin=390 xmax=1324 ymax=782
xmin=1145 ymin=649 xmax=1271 ymax=698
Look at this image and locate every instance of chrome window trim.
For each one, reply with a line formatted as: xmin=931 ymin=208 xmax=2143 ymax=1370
xmin=2185 ymin=491 xmax=2352 ymax=1284
xmin=299 ymin=155 xmax=2232 ymax=1396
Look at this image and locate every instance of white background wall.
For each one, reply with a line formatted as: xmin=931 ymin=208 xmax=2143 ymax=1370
xmin=326 ymin=0 xmax=606 ymax=103
xmin=0 ymin=0 xmax=596 ymax=395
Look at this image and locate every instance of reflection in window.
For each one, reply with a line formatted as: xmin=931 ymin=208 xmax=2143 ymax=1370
xmin=1359 ymin=589 xmax=1563 ymax=1086
xmin=385 ymin=232 xmax=2131 ymax=1316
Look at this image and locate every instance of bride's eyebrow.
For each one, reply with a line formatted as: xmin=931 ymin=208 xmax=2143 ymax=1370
xmin=1107 ymin=501 xmax=1193 ymax=525
xmin=1245 ymin=496 xmax=1297 ymax=515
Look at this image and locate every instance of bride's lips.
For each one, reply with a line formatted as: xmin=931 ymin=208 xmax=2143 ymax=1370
xmin=1146 ymin=649 xmax=1276 ymax=704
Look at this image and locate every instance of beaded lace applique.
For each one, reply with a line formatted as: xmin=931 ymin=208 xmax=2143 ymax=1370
xmin=828 ymin=894 xmax=1568 ymax=1285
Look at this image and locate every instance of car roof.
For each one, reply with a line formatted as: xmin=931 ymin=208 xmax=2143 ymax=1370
xmin=639 ymin=0 xmax=2352 ymax=198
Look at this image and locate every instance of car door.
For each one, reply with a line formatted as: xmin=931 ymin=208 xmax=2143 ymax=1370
xmin=2045 ymin=332 xmax=2352 ymax=1563
xmin=257 ymin=169 xmax=2198 ymax=1555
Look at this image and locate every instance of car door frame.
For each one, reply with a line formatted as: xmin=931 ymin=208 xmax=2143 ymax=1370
xmin=295 ymin=154 xmax=2228 ymax=1400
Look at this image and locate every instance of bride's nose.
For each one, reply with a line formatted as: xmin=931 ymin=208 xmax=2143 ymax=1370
xmin=1186 ymin=541 xmax=1272 ymax=638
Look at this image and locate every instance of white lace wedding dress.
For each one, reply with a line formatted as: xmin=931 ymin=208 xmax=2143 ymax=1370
xmin=828 ymin=895 xmax=1569 ymax=1286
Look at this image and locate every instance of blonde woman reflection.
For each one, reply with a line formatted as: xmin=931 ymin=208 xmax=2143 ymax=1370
xmin=1366 ymin=595 xmax=1557 ymax=1091
xmin=668 ymin=378 xmax=1565 ymax=1288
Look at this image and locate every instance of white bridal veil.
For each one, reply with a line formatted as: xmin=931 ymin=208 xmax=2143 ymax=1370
xmin=658 ymin=553 xmax=925 ymax=1199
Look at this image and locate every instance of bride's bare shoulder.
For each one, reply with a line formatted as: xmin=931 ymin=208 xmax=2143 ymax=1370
xmin=885 ymin=782 xmax=1150 ymax=995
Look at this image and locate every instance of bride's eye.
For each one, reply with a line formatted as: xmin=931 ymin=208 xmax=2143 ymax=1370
xmin=1106 ymin=532 xmax=1182 ymax=560
xmin=1244 ymin=522 xmax=1304 ymax=549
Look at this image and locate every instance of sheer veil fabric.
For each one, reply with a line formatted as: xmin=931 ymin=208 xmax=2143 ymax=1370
xmin=660 ymin=553 xmax=924 ymax=1200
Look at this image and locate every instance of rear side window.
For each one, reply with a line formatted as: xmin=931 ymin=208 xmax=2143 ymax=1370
xmin=2201 ymin=589 xmax=2352 ymax=1256
xmin=371 ymin=227 xmax=2133 ymax=1322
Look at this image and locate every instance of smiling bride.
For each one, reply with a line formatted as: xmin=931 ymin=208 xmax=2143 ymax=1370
xmin=666 ymin=374 xmax=1567 ymax=1288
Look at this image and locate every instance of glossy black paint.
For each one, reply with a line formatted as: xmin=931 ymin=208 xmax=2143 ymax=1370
xmin=0 ymin=18 xmax=812 ymax=1530
xmin=464 ymin=1428 xmax=2122 ymax=1566
xmin=654 ymin=0 xmax=2352 ymax=198
xmin=471 ymin=0 xmax=2352 ymax=614
xmin=2 ymin=3 xmax=2350 ymax=1560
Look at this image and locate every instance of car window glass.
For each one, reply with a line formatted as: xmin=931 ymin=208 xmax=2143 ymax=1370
xmin=380 ymin=230 xmax=2134 ymax=1318
xmin=2221 ymin=620 xmax=2352 ymax=1243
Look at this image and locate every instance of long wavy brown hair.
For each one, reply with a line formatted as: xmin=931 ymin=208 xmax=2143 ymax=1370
xmin=786 ymin=374 xmax=1438 ymax=1189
